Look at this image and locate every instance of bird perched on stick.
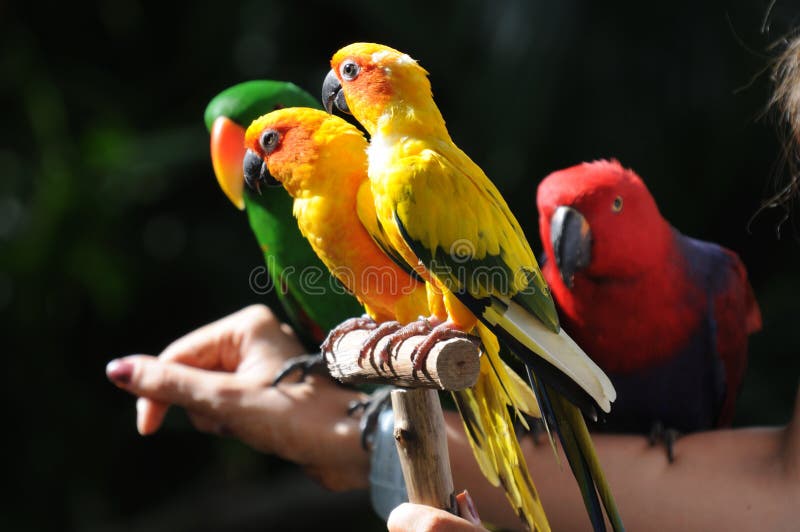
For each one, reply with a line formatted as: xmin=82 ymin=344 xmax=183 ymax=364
xmin=243 ymin=106 xmax=553 ymax=531
xmin=322 ymin=42 xmax=623 ymax=531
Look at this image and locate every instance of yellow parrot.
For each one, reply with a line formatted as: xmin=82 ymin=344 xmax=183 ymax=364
xmin=321 ymin=43 xmax=624 ymax=531
xmin=242 ymin=106 xmax=555 ymax=531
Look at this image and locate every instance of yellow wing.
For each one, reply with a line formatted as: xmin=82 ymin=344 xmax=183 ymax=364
xmin=372 ymin=140 xmax=615 ymax=414
xmin=375 ymin=140 xmax=559 ymax=328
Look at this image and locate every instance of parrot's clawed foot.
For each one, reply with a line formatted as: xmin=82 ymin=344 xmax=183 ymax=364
xmin=648 ymin=421 xmax=681 ymax=463
xmin=271 ymin=353 xmax=327 ymax=385
xmin=358 ymin=320 xmax=402 ymax=368
xmin=410 ymin=321 xmax=481 ymax=371
xmin=321 ymin=314 xmax=377 ymax=356
xmin=379 ymin=317 xmax=435 ymax=361
xmin=348 ymin=386 xmax=394 ymax=450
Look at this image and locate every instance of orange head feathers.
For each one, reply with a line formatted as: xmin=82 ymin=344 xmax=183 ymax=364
xmin=322 ymin=42 xmax=443 ymax=135
xmin=242 ymin=106 xmax=428 ymax=323
xmin=243 ymin=107 xmax=367 ymax=198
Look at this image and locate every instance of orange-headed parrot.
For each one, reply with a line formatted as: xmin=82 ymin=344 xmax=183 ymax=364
xmin=206 ymin=80 xmax=362 ymax=354
xmin=322 ymin=42 xmax=623 ymax=532
xmin=242 ymin=106 xmax=554 ymax=531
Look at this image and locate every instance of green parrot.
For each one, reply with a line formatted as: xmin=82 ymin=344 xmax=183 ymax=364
xmin=205 ymin=80 xmax=363 ymax=362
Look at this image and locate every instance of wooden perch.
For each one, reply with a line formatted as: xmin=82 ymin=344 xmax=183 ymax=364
xmin=391 ymin=388 xmax=457 ymax=513
xmin=324 ymin=329 xmax=480 ymax=391
xmin=325 ymin=325 xmax=469 ymax=516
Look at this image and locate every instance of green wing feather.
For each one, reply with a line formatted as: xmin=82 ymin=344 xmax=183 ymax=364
xmin=529 ymin=372 xmax=625 ymax=532
xmin=243 ymin=189 xmax=361 ymax=345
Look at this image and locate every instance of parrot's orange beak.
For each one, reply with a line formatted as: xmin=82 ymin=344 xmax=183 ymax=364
xmin=210 ymin=116 xmax=246 ymax=210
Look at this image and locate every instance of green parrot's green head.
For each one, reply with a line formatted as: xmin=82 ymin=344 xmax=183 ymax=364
xmin=206 ymin=80 xmax=319 ymax=209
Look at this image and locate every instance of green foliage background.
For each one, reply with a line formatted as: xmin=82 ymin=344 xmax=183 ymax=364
xmin=1 ymin=1 xmax=798 ymax=530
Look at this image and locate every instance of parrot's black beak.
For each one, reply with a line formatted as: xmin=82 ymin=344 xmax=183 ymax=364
xmin=322 ymin=69 xmax=350 ymax=115
xmin=550 ymin=206 xmax=592 ymax=289
xmin=243 ymin=149 xmax=281 ymax=194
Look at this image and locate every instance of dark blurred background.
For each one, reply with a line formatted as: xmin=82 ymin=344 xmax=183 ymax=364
xmin=2 ymin=0 xmax=799 ymax=530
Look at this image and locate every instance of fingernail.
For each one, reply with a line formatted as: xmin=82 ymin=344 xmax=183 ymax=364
xmin=106 ymin=359 xmax=134 ymax=385
xmin=456 ymin=489 xmax=480 ymax=523
xmin=464 ymin=490 xmax=479 ymax=521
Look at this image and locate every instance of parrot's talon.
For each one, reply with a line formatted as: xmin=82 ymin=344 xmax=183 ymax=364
xmin=321 ymin=314 xmax=378 ymax=356
xmin=381 ymin=318 xmax=435 ymax=361
xmin=271 ymin=353 xmax=327 ymax=385
xmin=649 ymin=421 xmax=681 ymax=463
xmin=357 ymin=320 xmax=402 ymax=368
xmin=347 ymin=386 xmax=394 ymax=450
xmin=409 ymin=322 xmax=480 ymax=371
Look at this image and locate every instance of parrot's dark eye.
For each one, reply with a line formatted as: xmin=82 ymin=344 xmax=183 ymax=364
xmin=612 ymin=196 xmax=623 ymax=213
xmin=259 ymin=129 xmax=281 ymax=154
xmin=340 ymin=60 xmax=360 ymax=81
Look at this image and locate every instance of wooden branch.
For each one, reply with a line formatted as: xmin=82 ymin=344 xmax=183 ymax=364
xmin=391 ymin=388 xmax=457 ymax=513
xmin=324 ymin=329 xmax=480 ymax=391
xmin=325 ymin=327 xmax=468 ymax=516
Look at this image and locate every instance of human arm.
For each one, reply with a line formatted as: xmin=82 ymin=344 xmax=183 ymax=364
xmin=444 ymin=387 xmax=800 ymax=531
xmin=107 ymin=306 xmax=799 ymax=530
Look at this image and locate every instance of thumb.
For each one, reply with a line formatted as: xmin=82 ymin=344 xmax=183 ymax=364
xmin=387 ymin=501 xmax=485 ymax=532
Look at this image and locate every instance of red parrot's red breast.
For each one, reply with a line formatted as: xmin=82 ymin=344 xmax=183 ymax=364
xmin=537 ymin=159 xmax=761 ymax=431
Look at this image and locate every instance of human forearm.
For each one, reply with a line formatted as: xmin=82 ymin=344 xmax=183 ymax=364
xmin=444 ymin=407 xmax=798 ymax=531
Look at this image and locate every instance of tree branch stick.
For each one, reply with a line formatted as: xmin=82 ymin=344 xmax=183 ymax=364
xmin=325 ymin=326 xmax=470 ymax=516
xmin=391 ymin=388 xmax=457 ymax=513
xmin=324 ymin=329 xmax=479 ymax=391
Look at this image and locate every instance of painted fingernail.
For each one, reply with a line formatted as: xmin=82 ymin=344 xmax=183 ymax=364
xmin=106 ymin=359 xmax=134 ymax=385
xmin=456 ymin=489 xmax=480 ymax=523
xmin=464 ymin=490 xmax=480 ymax=521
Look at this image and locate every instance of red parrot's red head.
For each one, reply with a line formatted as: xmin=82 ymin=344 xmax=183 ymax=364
xmin=537 ymin=159 xmax=671 ymax=288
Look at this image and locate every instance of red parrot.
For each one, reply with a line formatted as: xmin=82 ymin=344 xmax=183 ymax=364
xmin=537 ymin=159 xmax=762 ymax=440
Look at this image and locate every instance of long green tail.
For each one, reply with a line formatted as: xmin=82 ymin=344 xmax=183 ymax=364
xmin=528 ymin=368 xmax=625 ymax=532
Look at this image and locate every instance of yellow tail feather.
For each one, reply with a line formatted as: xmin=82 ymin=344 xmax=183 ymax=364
xmin=451 ymin=324 xmax=551 ymax=531
xmin=477 ymin=323 xmax=541 ymax=422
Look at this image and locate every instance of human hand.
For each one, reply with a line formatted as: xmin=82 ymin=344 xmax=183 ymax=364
xmin=105 ymin=304 xmax=370 ymax=490
xmin=387 ymin=491 xmax=486 ymax=532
